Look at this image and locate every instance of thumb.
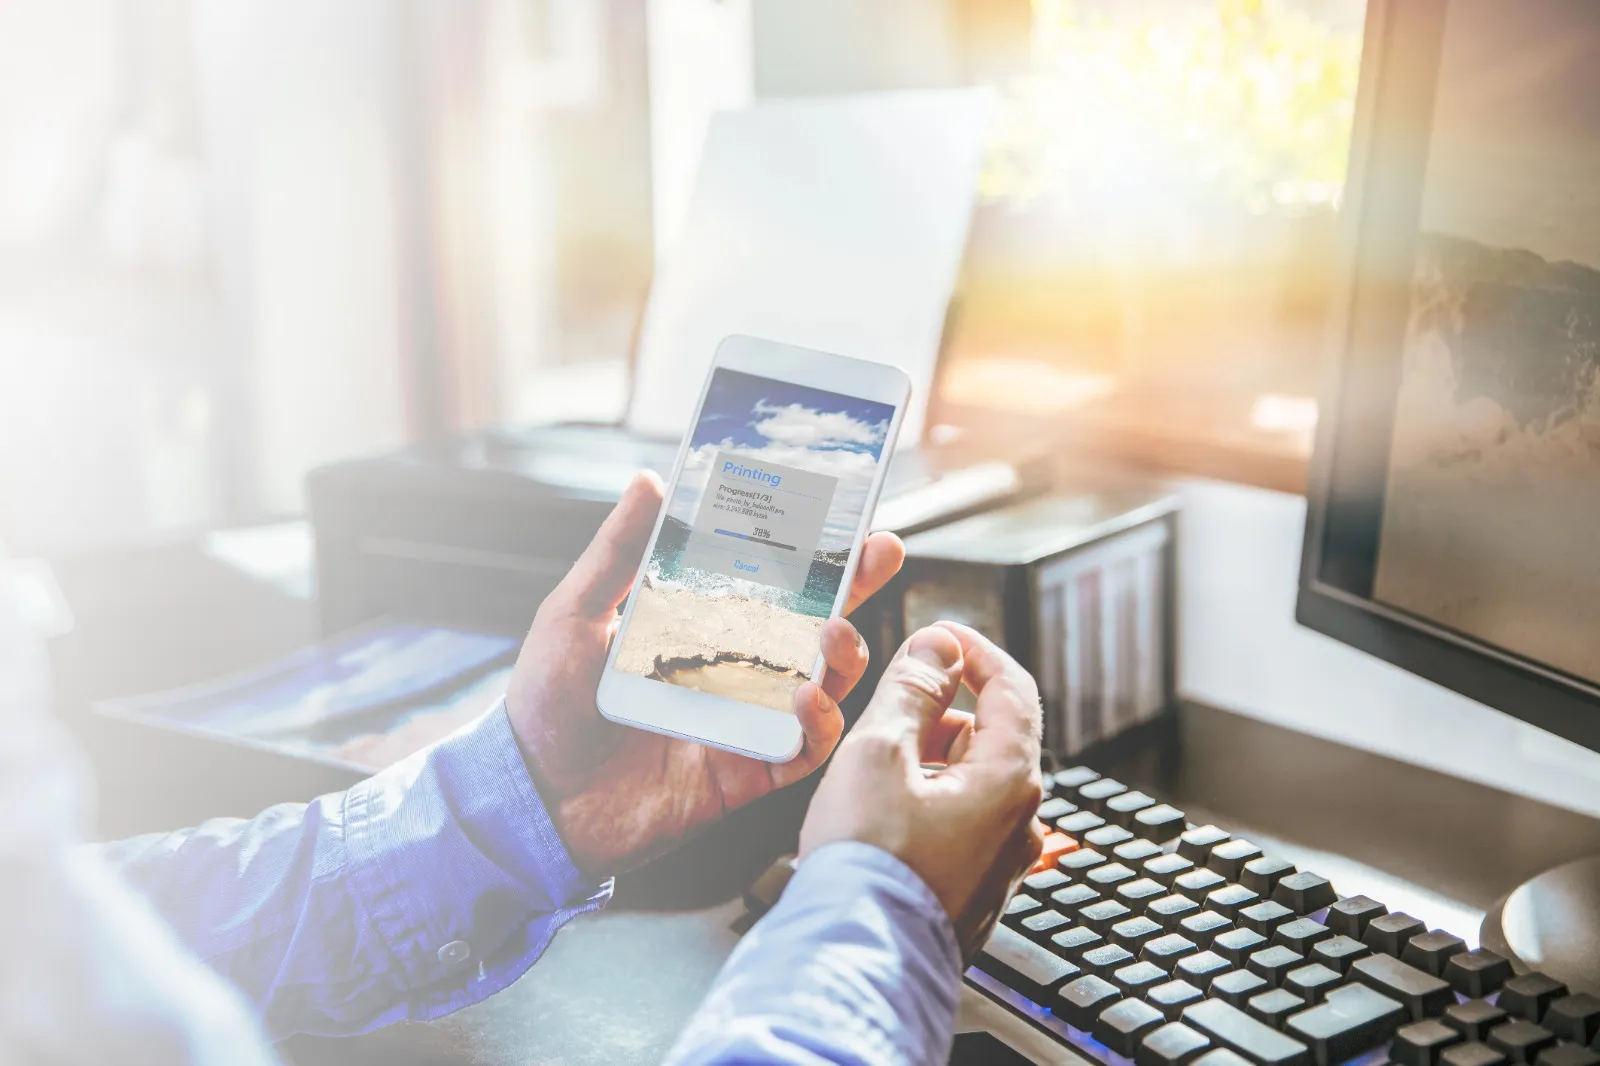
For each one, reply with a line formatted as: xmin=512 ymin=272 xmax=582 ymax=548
xmin=857 ymin=626 xmax=964 ymax=739
xmin=558 ymin=470 xmax=665 ymax=619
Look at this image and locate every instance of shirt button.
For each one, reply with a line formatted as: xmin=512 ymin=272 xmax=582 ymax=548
xmin=437 ymin=940 xmax=472 ymax=968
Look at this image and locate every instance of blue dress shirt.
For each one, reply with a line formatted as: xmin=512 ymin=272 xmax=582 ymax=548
xmin=4 ymin=558 xmax=962 ymax=1066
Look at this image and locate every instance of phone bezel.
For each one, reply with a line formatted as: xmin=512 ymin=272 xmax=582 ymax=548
xmin=596 ymin=334 xmax=911 ymax=762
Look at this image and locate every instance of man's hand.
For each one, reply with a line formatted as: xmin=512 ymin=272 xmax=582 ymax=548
xmin=797 ymin=622 xmax=1045 ymax=959
xmin=506 ymin=470 xmax=905 ymax=879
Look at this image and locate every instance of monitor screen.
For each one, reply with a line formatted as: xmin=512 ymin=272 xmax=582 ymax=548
xmin=1302 ymin=0 xmax=1600 ymax=752
xmin=1369 ymin=0 xmax=1600 ymax=686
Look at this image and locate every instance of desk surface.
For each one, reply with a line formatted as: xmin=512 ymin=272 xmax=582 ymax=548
xmin=45 ymin=537 xmax=1600 ymax=1065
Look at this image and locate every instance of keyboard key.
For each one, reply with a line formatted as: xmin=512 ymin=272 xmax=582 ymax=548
xmin=1107 ymin=790 xmax=1159 ymax=829
xmin=1003 ymin=893 xmax=1042 ymax=927
xmin=1363 ymin=912 xmax=1427 ymax=957
xmin=1326 ymin=895 xmax=1388 ymax=939
xmin=1138 ymin=805 xmax=1189 ymax=844
xmin=1286 ymin=983 xmax=1407 ymax=1066
xmin=1053 ymin=766 xmax=1102 ymax=792
xmin=1060 ymin=848 xmax=1109 ymax=877
xmin=1544 ymin=995 xmax=1600 ymax=1047
xmin=1052 ymin=926 xmax=1106 ymax=958
xmin=976 ymin=923 xmax=1082 ymax=1003
xmin=1403 ymin=931 xmax=1468 ymax=977
xmin=1209 ymin=884 xmax=1263 ymax=919
xmin=1061 ymin=811 xmax=1108 ymax=834
xmin=1178 ymin=826 xmax=1233 ymax=864
xmin=1081 ymin=899 xmax=1135 ymax=934
xmin=1080 ymin=778 xmax=1129 ymax=812
xmin=1151 ymin=894 xmax=1203 ymax=930
xmin=1240 ymin=901 xmax=1298 ymax=936
xmin=1502 ymin=975 xmax=1570 ymax=1026
xmin=1310 ymin=934 xmax=1371 ymax=974
xmin=1147 ymin=981 xmax=1208 ymax=1022
xmin=1181 ymin=911 xmax=1235 ymax=947
xmin=1214 ymin=928 xmax=1270 ymax=967
xmin=1140 ymin=1020 xmax=1213 ymax=1066
xmin=1445 ymin=1001 xmax=1509 ymax=1043
xmin=1177 ymin=868 xmax=1228 ymax=895
xmin=1090 ymin=863 xmax=1141 ymax=890
xmin=1247 ymin=946 xmax=1306 ymax=987
xmin=1392 ymin=1020 xmax=1464 ymax=1066
xmin=1023 ymin=868 xmax=1070 ymax=895
xmin=1112 ymin=915 xmax=1167 ymax=952
xmin=1115 ymin=961 xmax=1173 ymax=997
xmin=1351 ymin=953 xmax=1455 ymax=1021
xmin=1196 ymin=1050 xmax=1257 ymax=1066
xmin=1143 ymin=933 xmax=1200 ymax=972
xmin=1212 ymin=969 xmax=1271 ymax=1008
xmin=1039 ymin=832 xmax=1080 ymax=870
xmin=1241 ymin=857 xmax=1298 ymax=898
xmin=1488 ymin=1021 xmax=1559 ymax=1065
xmin=1272 ymin=919 xmax=1334 ymax=954
xmin=1445 ymin=950 xmax=1514 ymax=999
xmin=1147 ymin=853 xmax=1198 ymax=886
xmin=1210 ymin=840 xmax=1266 ymax=881
xmin=1282 ymin=963 xmax=1342 ymax=1004
xmin=1182 ymin=996 xmax=1312 ymax=1066
xmin=1082 ymin=943 xmax=1139 ymax=978
xmin=1177 ymin=950 xmax=1233 ymax=986
xmin=1272 ymin=873 xmax=1338 ymax=915
xmin=1248 ymin=989 xmax=1307 ymax=1031
xmin=1538 ymin=1046 xmax=1600 ymax=1066
xmin=1088 ymin=825 xmax=1137 ymax=849
xmin=1057 ymin=973 xmax=1123 ymax=1029
xmin=1097 ymin=997 xmax=1169 ymax=1056
xmin=1121 ymin=877 xmax=1175 ymax=909
xmin=1051 ymin=882 xmax=1102 ymax=909
xmin=1118 ymin=838 xmax=1167 ymax=864
xmin=1442 ymin=1042 xmax=1509 ymax=1066
xmin=1020 ymin=908 xmax=1072 ymax=942
xmin=1039 ymin=796 xmax=1077 ymax=821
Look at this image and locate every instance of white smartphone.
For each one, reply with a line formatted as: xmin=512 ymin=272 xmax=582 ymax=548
xmin=597 ymin=335 xmax=911 ymax=762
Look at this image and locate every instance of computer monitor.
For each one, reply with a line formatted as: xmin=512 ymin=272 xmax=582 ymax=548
xmin=1299 ymin=0 xmax=1600 ymax=986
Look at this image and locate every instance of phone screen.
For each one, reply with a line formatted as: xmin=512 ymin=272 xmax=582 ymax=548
xmin=613 ymin=367 xmax=898 ymax=712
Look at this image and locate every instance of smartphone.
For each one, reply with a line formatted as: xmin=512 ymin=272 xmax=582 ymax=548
xmin=597 ymin=335 xmax=911 ymax=761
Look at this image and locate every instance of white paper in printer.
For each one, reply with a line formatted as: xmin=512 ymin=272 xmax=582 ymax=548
xmin=625 ymin=89 xmax=993 ymax=446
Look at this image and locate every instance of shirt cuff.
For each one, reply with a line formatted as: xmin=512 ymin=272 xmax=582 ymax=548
xmin=342 ymin=697 xmax=610 ymax=1019
xmin=666 ymin=840 xmax=962 ymax=1066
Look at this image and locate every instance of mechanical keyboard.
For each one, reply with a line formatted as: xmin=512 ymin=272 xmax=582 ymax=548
xmin=971 ymin=765 xmax=1600 ymax=1066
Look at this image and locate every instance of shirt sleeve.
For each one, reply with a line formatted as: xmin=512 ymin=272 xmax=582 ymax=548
xmin=664 ymin=841 xmax=963 ymax=1066
xmin=95 ymin=698 xmax=610 ymax=1039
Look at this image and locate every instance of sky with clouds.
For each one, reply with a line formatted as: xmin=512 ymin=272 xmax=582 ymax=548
xmin=671 ymin=369 xmax=897 ymax=551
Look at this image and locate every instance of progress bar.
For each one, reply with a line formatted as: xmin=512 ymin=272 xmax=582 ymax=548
xmin=713 ymin=528 xmax=798 ymax=551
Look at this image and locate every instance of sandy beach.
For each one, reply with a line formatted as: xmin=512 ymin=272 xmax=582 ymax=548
xmin=615 ymin=582 xmax=826 ymax=711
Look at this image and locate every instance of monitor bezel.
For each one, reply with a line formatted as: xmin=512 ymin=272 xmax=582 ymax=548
xmin=1298 ymin=0 xmax=1600 ymax=757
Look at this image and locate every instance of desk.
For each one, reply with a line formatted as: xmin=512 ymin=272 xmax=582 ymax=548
xmin=48 ymin=536 xmax=1600 ymax=1065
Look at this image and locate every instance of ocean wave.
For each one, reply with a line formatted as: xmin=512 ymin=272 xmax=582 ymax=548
xmin=645 ymin=555 xmax=835 ymax=618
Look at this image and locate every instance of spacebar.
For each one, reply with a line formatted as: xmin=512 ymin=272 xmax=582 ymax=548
xmin=1184 ymin=999 xmax=1313 ymax=1066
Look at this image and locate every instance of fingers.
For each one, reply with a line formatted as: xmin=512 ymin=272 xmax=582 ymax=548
xmin=558 ymin=471 xmax=664 ymax=619
xmin=777 ymin=680 xmax=846 ymax=788
xmin=919 ymin=709 xmax=974 ymax=765
xmin=843 ymin=531 xmax=905 ymax=615
xmin=816 ymin=618 xmax=868 ymax=705
xmin=855 ymin=626 xmax=964 ymax=738
xmin=934 ymin=621 xmax=1041 ymax=741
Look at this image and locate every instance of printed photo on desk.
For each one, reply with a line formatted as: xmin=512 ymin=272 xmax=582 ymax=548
xmin=614 ymin=368 xmax=896 ymax=711
xmin=97 ymin=623 xmax=519 ymax=773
